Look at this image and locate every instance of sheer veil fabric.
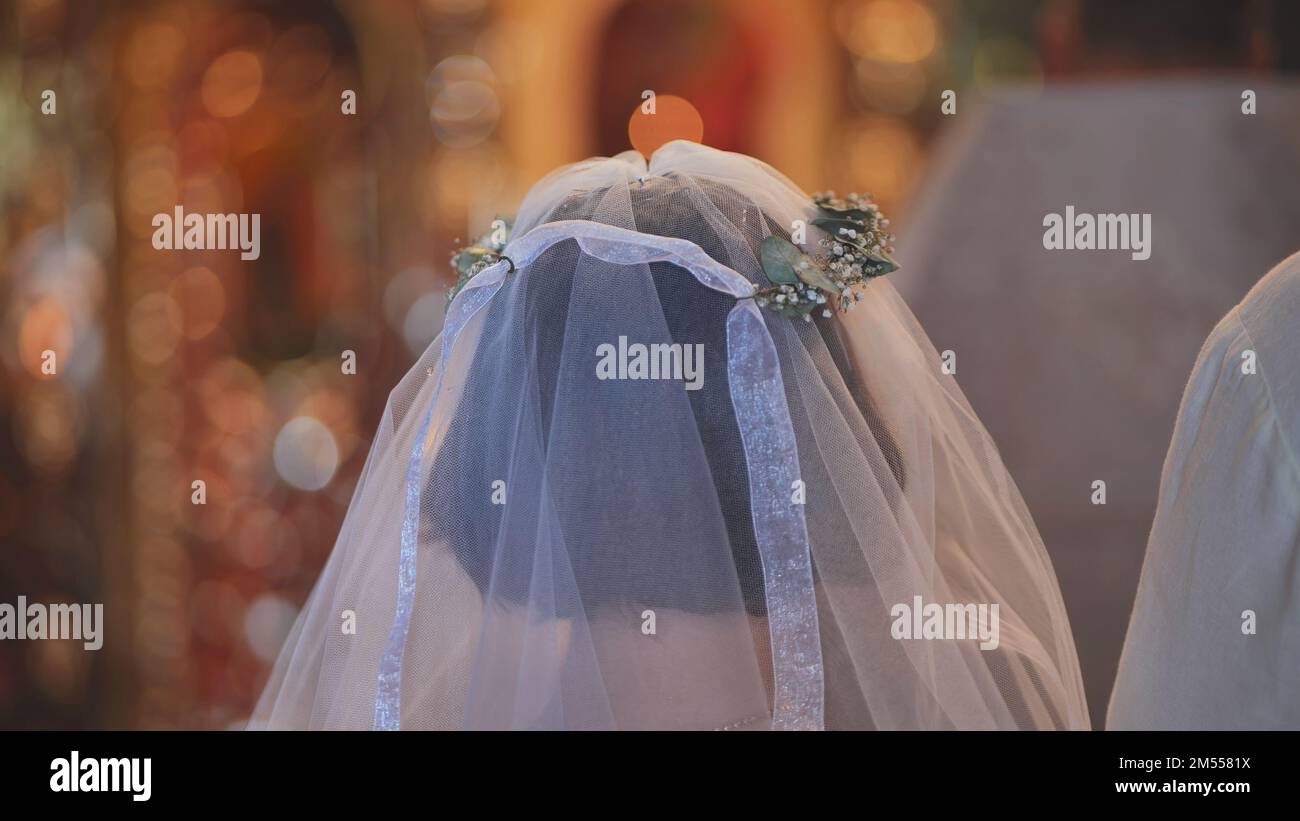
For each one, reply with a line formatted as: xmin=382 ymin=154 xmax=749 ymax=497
xmin=251 ymin=140 xmax=1089 ymax=730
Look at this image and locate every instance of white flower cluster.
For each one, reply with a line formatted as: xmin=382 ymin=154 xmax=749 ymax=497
xmin=755 ymin=282 xmax=831 ymax=321
xmin=753 ymin=191 xmax=900 ymax=321
xmin=447 ymin=220 xmax=513 ymax=310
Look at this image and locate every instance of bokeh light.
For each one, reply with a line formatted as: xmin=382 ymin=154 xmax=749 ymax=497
xmin=428 ymin=55 xmax=500 ymax=148
xmin=17 ymin=295 xmax=72 ymax=377
xmin=842 ymin=114 xmax=923 ymax=210
xmin=167 ymin=266 xmax=227 ymax=340
xmin=202 ymin=50 xmax=265 ymax=118
xmin=13 ymin=386 xmax=83 ymax=476
xmin=243 ymin=595 xmax=299 ymax=663
xmin=836 ymin=0 xmax=939 ymax=64
xmin=627 ymin=94 xmax=704 ymax=160
xmin=267 ymin=25 xmax=333 ymax=96
xmin=127 ymin=291 xmax=184 ymax=365
xmin=273 ymin=416 xmax=340 ymax=491
xmin=126 ymin=22 xmax=186 ymax=90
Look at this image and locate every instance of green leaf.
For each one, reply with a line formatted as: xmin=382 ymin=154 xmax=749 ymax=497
xmin=759 ymin=235 xmax=802 ymax=285
xmin=769 ymin=299 xmax=818 ymax=319
xmin=816 ymin=204 xmax=875 ymax=223
xmin=812 ymin=217 xmax=871 ymax=243
xmin=454 ymin=247 xmax=487 ymax=276
xmin=861 ymin=249 xmax=900 ymax=276
xmin=792 ymin=255 xmax=839 ymax=292
xmin=835 ymin=237 xmax=899 ymax=275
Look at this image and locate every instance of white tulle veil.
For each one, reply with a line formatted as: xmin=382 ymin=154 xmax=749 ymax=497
xmin=251 ymin=140 xmax=1088 ymax=730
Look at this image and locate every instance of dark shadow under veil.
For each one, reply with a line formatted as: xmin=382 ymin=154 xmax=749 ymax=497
xmin=424 ymin=175 xmax=905 ymax=622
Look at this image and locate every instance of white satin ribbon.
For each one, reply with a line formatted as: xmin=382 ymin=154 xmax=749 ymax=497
xmin=373 ymin=262 xmax=510 ymax=731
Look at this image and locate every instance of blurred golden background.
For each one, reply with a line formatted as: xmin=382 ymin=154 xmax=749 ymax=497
xmin=1 ymin=0 xmax=1295 ymax=729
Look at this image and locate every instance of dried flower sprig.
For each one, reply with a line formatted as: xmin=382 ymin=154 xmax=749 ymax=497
xmin=447 ymin=218 xmax=512 ymax=311
xmin=755 ymin=192 xmax=898 ymax=321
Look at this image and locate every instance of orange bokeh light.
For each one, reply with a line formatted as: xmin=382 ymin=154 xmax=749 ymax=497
xmin=837 ymin=0 xmax=938 ymax=65
xmin=627 ymin=94 xmax=704 ymax=160
xmin=202 ymin=50 xmax=264 ymax=118
xmin=18 ymin=296 xmax=72 ymax=377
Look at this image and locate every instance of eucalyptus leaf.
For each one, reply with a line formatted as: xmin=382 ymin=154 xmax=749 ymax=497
xmin=837 ymin=238 xmax=899 ymax=273
xmin=792 ymin=255 xmax=840 ymax=292
xmin=759 ymin=235 xmax=802 ymax=285
xmin=816 ymin=204 xmax=875 ymax=223
xmin=455 ymin=247 xmax=487 ymax=276
xmin=812 ymin=217 xmax=868 ymax=243
xmin=769 ymin=299 xmax=817 ymax=319
xmin=849 ymin=243 xmax=887 ymax=263
xmin=861 ymin=253 xmax=900 ymax=277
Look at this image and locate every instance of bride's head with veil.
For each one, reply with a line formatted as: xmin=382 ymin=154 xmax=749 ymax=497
xmin=431 ymin=160 xmax=907 ymax=618
xmin=253 ymin=140 xmax=1088 ymax=731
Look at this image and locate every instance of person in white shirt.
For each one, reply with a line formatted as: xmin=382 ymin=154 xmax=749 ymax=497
xmin=1108 ymin=252 xmax=1300 ymax=729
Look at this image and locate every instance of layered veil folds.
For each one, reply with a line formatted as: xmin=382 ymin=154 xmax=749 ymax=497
xmin=252 ymin=141 xmax=1088 ymax=730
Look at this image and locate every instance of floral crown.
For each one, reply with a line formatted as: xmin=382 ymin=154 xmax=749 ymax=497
xmin=446 ymin=192 xmax=897 ymax=319
xmin=447 ymin=217 xmax=512 ymax=310
xmin=754 ymin=192 xmax=898 ymax=321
